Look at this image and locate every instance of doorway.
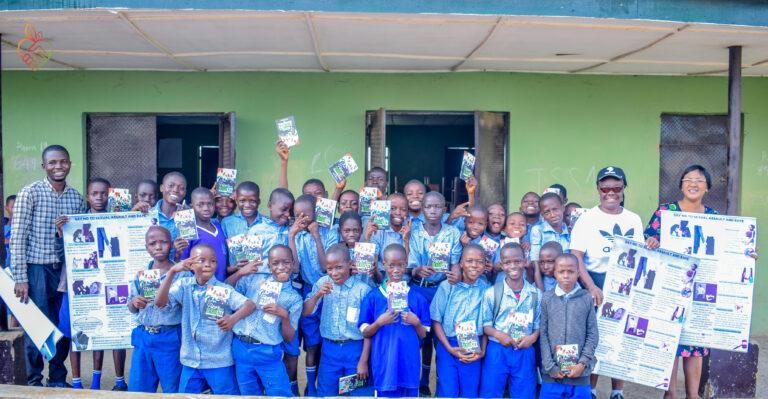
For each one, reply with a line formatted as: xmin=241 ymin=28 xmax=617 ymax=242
xmin=659 ymin=114 xmax=730 ymax=213
xmin=86 ymin=113 xmax=235 ymax=203
xmin=366 ymin=109 xmax=508 ymax=208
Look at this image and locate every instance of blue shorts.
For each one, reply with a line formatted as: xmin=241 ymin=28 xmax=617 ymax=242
xmin=57 ymin=293 xmax=71 ymax=338
xmin=479 ymin=341 xmax=536 ymax=398
xmin=300 ymin=283 xmax=322 ymax=348
xmin=317 ymin=339 xmax=374 ymax=397
xmin=233 ymin=337 xmax=292 ymax=396
xmin=435 ymin=336 xmax=481 ymax=398
xmin=179 ymin=365 xmax=239 ymax=395
xmin=128 ymin=326 xmax=183 ymax=393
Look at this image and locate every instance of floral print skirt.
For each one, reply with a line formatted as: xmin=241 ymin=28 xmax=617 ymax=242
xmin=677 ymin=345 xmax=708 ymax=357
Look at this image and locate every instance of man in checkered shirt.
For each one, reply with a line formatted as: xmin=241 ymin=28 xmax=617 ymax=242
xmin=10 ymin=145 xmax=86 ymax=387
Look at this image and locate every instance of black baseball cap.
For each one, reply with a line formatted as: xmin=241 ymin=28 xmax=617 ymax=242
xmin=596 ymin=166 xmax=627 ymax=185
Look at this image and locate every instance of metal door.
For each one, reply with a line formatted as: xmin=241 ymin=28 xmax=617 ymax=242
xmin=87 ymin=115 xmax=157 ymax=192
xmin=659 ymin=114 xmax=728 ymax=213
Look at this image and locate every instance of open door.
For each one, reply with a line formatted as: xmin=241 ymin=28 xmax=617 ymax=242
xmin=474 ymin=111 xmax=508 ymax=207
xmin=366 ymin=107 xmax=387 ymax=170
xmin=87 ymin=115 xmax=157 ymax=191
xmin=219 ymin=112 xmax=236 ymax=168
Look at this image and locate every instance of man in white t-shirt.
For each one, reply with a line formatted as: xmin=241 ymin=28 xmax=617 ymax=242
xmin=569 ymin=166 xmax=644 ymax=399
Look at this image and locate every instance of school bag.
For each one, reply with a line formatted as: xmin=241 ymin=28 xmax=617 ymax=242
xmin=492 ymin=278 xmax=537 ymax=324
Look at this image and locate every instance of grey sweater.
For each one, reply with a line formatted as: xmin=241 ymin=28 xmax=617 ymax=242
xmin=539 ymin=287 xmax=599 ymax=386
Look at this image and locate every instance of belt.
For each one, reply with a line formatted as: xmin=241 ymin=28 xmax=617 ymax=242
xmin=412 ymin=278 xmax=441 ymax=287
xmin=142 ymin=324 xmax=179 ymax=334
xmin=236 ymin=334 xmax=263 ymax=345
xmin=326 ymin=338 xmax=361 ymax=345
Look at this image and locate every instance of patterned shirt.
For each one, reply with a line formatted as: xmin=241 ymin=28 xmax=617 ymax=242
xmin=168 ymin=276 xmax=249 ymax=369
xmin=233 ymin=274 xmax=302 ymax=345
xmin=130 ymin=261 xmax=191 ymax=327
xmin=295 ymin=227 xmax=340 ymax=285
xmin=481 ymin=280 xmax=542 ymax=343
xmin=644 ymin=201 xmax=718 ymax=240
xmin=430 ymin=278 xmax=489 ymax=337
xmin=308 ymin=275 xmax=371 ymax=341
xmin=407 ymin=222 xmax=462 ymax=283
xmin=10 ymin=178 xmax=86 ymax=282
xmin=247 ymin=218 xmax=290 ymax=274
xmin=529 ymin=221 xmax=570 ymax=261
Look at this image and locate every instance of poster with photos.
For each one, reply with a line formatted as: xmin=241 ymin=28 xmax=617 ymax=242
xmin=62 ymin=212 xmax=155 ymax=351
xmin=594 ymin=236 xmax=697 ymax=390
xmin=660 ymin=211 xmax=757 ymax=352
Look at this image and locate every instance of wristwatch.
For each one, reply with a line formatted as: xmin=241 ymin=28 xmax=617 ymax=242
xmin=578 ymin=361 xmax=589 ymax=369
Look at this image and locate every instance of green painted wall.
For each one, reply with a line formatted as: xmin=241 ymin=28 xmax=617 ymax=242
xmin=2 ymin=70 xmax=767 ymax=334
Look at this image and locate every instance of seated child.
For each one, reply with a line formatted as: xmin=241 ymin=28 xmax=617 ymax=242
xmin=214 ymin=194 xmax=236 ymax=224
xmin=128 ymin=226 xmax=192 ymax=393
xmin=365 ymin=193 xmax=412 ymax=282
xmin=359 ymin=244 xmax=430 ymax=398
xmin=304 ymin=243 xmax=375 ymax=397
xmin=339 ymin=211 xmax=380 ymax=286
xmin=221 ymin=181 xmax=262 ymax=239
xmin=535 ymin=241 xmax=564 ymax=292
xmin=430 ymin=244 xmax=490 ymax=398
xmin=479 ymin=242 xmax=542 ymax=399
xmin=289 ymin=194 xmax=340 ymax=396
xmin=248 ymin=188 xmax=294 ymax=272
xmin=539 ymin=254 xmax=598 ymax=399
xmin=530 ymin=192 xmax=570 ymax=262
xmin=227 ymin=245 xmax=302 ymax=396
xmin=180 ymin=188 xmax=228 ymax=281
xmin=155 ymin=243 xmax=256 ymax=394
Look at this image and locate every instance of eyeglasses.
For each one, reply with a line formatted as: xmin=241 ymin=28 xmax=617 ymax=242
xmin=682 ymin=179 xmax=707 ymax=184
xmin=599 ymin=187 xmax=623 ymax=193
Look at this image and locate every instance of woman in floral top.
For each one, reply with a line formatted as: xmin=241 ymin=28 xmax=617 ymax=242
xmin=644 ymin=165 xmax=714 ymax=399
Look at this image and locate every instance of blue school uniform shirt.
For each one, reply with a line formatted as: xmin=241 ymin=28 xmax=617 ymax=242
xmin=358 ymin=283 xmax=431 ymax=392
xmin=233 ymin=274 xmax=302 ymax=346
xmin=180 ymin=222 xmax=228 ymax=281
xmin=543 ymin=276 xmax=558 ymax=292
xmin=130 ymin=261 xmax=191 ymax=327
xmin=295 ymin=227 xmax=340 ymax=286
xmin=307 ymin=275 xmax=371 ymax=341
xmin=370 ymin=226 xmax=406 ymax=268
xmin=480 ymin=279 xmax=542 ymax=343
xmin=429 ymin=278 xmax=489 ymax=337
xmin=529 ymin=221 xmax=570 ymax=261
xmin=221 ymin=213 xmax=263 ymax=264
xmin=152 ymin=200 xmax=178 ymax=259
xmin=408 ymin=223 xmax=462 ymax=284
xmin=167 ymin=275 xmax=249 ymax=369
xmin=4 ymin=218 xmax=11 ymax=266
xmin=247 ymin=218 xmax=290 ymax=274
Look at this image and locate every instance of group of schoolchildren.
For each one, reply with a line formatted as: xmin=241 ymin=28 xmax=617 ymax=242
xmin=59 ymin=143 xmax=599 ymax=399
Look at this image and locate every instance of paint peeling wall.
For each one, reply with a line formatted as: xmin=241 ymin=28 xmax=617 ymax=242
xmin=1 ymin=70 xmax=767 ymax=334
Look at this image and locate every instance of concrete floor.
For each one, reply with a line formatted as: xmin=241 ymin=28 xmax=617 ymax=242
xmin=30 ymin=332 xmax=767 ymax=398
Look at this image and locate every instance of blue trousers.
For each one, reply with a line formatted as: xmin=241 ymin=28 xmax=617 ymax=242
xmin=378 ymin=387 xmax=419 ymax=397
xmin=233 ymin=337 xmax=293 ymax=396
xmin=479 ymin=341 xmax=536 ymax=399
xmin=301 ymin=284 xmax=323 ymax=348
xmin=539 ymin=382 xmax=591 ymax=399
xmin=24 ymin=264 xmax=69 ymax=385
xmin=179 ymin=365 xmax=239 ymax=395
xmin=435 ymin=336 xmax=482 ymax=398
xmin=128 ymin=326 xmax=183 ymax=393
xmin=317 ymin=339 xmax=374 ymax=397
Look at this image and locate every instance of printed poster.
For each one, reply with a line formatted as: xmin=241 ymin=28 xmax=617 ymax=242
xmin=594 ymin=237 xmax=697 ymax=391
xmin=62 ymin=212 xmax=156 ymax=351
xmin=660 ymin=211 xmax=757 ymax=352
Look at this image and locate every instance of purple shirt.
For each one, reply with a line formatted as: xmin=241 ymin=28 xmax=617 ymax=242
xmin=180 ymin=221 xmax=228 ymax=281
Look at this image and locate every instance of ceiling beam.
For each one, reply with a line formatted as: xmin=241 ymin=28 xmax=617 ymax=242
xmin=305 ymin=12 xmax=330 ymax=72
xmin=569 ymin=23 xmax=690 ymax=73
xmin=451 ymin=16 xmax=505 ymax=71
xmin=115 ymin=11 xmax=206 ymax=72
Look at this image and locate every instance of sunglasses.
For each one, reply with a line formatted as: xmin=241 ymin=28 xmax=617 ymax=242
xmin=599 ymin=187 xmax=623 ymax=193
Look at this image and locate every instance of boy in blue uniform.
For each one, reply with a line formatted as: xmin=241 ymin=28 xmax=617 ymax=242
xmin=155 ymin=243 xmax=256 ymax=394
xmin=339 ymin=211 xmax=380 ymax=286
xmin=529 ymin=192 xmax=570 ymax=262
xmin=485 ymin=204 xmax=506 ymax=243
xmin=133 ymin=172 xmax=188 ymax=261
xmin=128 ymin=226 xmax=192 ymax=393
xmin=221 ymin=181 xmax=263 ymax=242
xmin=359 ymin=244 xmax=430 ymax=397
xmin=226 ymin=244 xmax=302 ymax=396
xmin=459 ymin=204 xmax=488 ymax=247
xmin=179 ymin=188 xmax=229 ymax=280
xmin=304 ymin=243 xmax=374 ymax=397
xmin=534 ymin=241 xmax=564 ymax=292
xmin=248 ymin=188 xmax=294 ymax=273
xmin=539 ymin=254 xmax=598 ymax=399
xmin=364 ymin=193 xmax=411 ymax=282
xmin=408 ymin=191 xmax=462 ymax=393
xmin=430 ymin=244 xmax=490 ymax=398
xmin=480 ymin=242 xmax=542 ymax=399
xmin=289 ymin=194 xmax=340 ymax=395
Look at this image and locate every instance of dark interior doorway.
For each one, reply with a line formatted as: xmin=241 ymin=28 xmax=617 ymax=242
xmin=86 ymin=113 xmax=235 ymax=203
xmin=366 ymin=110 xmax=508 ymax=209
